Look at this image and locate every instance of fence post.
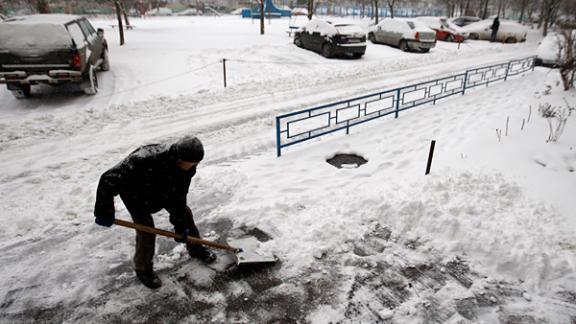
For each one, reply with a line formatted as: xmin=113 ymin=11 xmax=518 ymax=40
xmin=504 ymin=61 xmax=512 ymax=81
xmin=462 ymin=71 xmax=468 ymax=95
xmin=395 ymin=88 xmax=401 ymax=119
xmin=532 ymin=57 xmax=536 ymax=71
xmin=276 ymin=116 xmax=282 ymax=157
xmin=425 ymin=140 xmax=436 ymax=175
xmin=222 ymin=58 xmax=227 ymax=88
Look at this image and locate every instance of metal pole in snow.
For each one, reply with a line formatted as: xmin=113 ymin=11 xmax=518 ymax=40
xmin=425 ymin=140 xmax=436 ymax=175
xmin=222 ymin=58 xmax=227 ymax=88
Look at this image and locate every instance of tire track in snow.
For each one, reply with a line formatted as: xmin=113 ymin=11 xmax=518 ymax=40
xmin=0 ymin=50 xmax=534 ymax=180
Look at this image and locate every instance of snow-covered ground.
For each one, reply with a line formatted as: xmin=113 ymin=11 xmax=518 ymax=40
xmin=0 ymin=16 xmax=575 ymax=323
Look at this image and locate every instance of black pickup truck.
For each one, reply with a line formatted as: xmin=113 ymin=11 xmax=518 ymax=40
xmin=0 ymin=14 xmax=109 ymax=98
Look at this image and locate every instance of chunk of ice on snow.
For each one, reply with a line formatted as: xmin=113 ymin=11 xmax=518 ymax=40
xmin=378 ymin=309 xmax=394 ymax=319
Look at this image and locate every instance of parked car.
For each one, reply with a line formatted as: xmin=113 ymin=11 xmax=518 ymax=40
xmin=417 ymin=16 xmax=467 ymax=42
xmin=368 ymin=18 xmax=436 ymax=52
xmin=450 ymin=16 xmax=481 ymax=27
xmin=0 ymin=14 xmax=109 ymax=98
xmin=146 ymin=7 xmax=173 ymax=16
xmin=463 ymin=19 xmax=528 ymax=43
xmin=176 ymin=8 xmax=201 ymax=16
xmin=294 ymin=19 xmax=366 ymax=58
xmin=291 ymin=8 xmax=308 ymax=16
xmin=535 ymin=31 xmax=576 ymax=67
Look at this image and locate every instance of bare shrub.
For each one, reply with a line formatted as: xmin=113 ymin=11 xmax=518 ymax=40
xmin=538 ymin=102 xmax=573 ymax=142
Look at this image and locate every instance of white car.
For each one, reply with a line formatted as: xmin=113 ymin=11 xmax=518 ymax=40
xmin=368 ymin=18 xmax=436 ymax=52
xmin=177 ymin=8 xmax=201 ymax=16
xmin=463 ymin=19 xmax=527 ymax=43
xmin=146 ymin=7 xmax=173 ymax=16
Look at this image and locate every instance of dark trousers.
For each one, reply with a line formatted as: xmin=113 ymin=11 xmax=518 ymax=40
xmin=490 ymin=30 xmax=498 ymax=42
xmin=121 ymin=197 xmax=202 ymax=272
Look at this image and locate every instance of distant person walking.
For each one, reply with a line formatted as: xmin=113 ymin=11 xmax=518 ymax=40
xmin=490 ymin=17 xmax=500 ymax=42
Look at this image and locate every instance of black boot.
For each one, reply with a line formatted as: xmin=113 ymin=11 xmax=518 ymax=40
xmin=187 ymin=245 xmax=217 ymax=264
xmin=136 ymin=270 xmax=162 ymax=289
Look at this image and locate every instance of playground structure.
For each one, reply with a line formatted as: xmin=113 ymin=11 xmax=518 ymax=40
xmin=242 ymin=0 xmax=292 ymax=18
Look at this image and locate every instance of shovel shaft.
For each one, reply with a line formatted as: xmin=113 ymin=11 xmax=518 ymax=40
xmin=113 ymin=219 xmax=238 ymax=252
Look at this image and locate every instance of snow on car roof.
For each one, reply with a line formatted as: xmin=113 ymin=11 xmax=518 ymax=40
xmin=334 ymin=24 xmax=365 ymax=35
xmin=0 ymin=19 xmax=74 ymax=49
xmin=306 ymin=19 xmax=337 ymax=36
xmin=389 ymin=18 xmax=429 ymax=29
xmin=3 ymin=14 xmax=83 ymax=25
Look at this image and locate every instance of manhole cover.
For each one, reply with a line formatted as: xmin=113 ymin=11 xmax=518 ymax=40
xmin=326 ymin=153 xmax=367 ymax=169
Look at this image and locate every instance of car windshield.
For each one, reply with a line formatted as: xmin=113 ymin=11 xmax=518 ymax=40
xmin=334 ymin=24 xmax=363 ymax=34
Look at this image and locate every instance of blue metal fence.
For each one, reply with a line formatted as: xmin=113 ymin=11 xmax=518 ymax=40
xmin=275 ymin=55 xmax=536 ymax=157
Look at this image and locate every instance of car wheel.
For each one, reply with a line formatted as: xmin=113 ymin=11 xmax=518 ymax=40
xmin=399 ymin=40 xmax=408 ymax=52
xmin=353 ymin=53 xmax=364 ymax=59
xmin=368 ymin=33 xmax=376 ymax=43
xmin=322 ymin=43 xmax=333 ymax=58
xmin=10 ymin=84 xmax=31 ymax=99
xmin=505 ymin=37 xmax=517 ymax=44
xmin=469 ymin=33 xmax=479 ymax=40
xmin=421 ymin=48 xmax=430 ymax=53
xmin=100 ymin=50 xmax=110 ymax=71
xmin=294 ymin=36 xmax=303 ymax=48
xmin=84 ymin=65 xmax=99 ymax=95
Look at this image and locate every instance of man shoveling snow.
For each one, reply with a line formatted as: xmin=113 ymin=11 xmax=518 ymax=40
xmin=93 ymin=136 xmax=216 ymax=289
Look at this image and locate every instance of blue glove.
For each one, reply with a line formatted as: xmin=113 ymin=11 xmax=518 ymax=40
xmin=175 ymin=228 xmax=190 ymax=243
xmin=95 ymin=217 xmax=114 ymax=227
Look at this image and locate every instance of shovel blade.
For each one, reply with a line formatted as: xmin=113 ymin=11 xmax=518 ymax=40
xmin=227 ymin=236 xmax=277 ymax=266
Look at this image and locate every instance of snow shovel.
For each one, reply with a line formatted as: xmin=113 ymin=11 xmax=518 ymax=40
xmin=113 ymin=219 xmax=277 ymax=267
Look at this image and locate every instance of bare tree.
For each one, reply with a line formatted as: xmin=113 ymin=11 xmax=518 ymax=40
xmin=557 ymin=29 xmax=575 ymax=90
xmin=374 ymin=0 xmax=380 ymax=23
xmin=360 ymin=0 xmax=367 ymax=18
xmin=514 ymin=0 xmax=530 ymax=22
xmin=36 ymin=0 xmax=50 ymax=13
xmin=260 ymin=0 xmax=265 ymax=34
xmin=387 ymin=0 xmax=398 ymax=18
xmin=120 ymin=0 xmax=131 ymax=28
xmin=113 ymin=0 xmax=125 ymax=45
xmin=527 ymin=0 xmax=539 ymax=22
xmin=307 ymin=0 xmax=313 ymax=20
xmin=481 ymin=0 xmax=489 ymax=19
xmin=541 ymin=0 xmax=562 ymax=36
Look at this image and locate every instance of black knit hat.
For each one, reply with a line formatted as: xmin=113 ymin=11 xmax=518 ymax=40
xmin=173 ymin=136 xmax=204 ymax=162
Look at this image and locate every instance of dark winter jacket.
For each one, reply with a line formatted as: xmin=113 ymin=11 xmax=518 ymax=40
xmin=491 ymin=18 xmax=500 ymax=31
xmin=94 ymin=143 xmax=196 ymax=232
